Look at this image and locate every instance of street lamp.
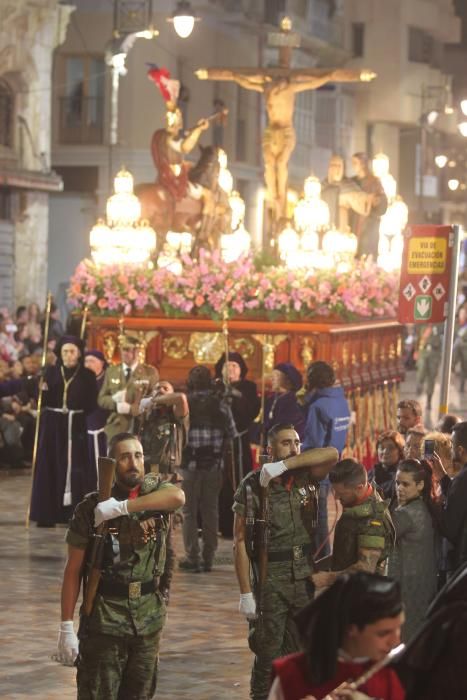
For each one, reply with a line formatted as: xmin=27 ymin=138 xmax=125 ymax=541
xmin=458 ymin=122 xmax=467 ymax=138
xmin=461 ymin=99 xmax=467 ymax=116
xmin=90 ymin=167 xmax=156 ymax=265
xmin=167 ymin=1 xmax=200 ymax=38
xmin=448 ymin=179 xmax=460 ymax=191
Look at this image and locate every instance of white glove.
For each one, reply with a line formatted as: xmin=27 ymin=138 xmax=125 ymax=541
xmin=112 ymin=389 xmax=126 ymax=403
xmin=139 ymin=396 xmax=152 ymax=413
xmin=260 ymin=460 xmax=287 ymax=487
xmin=94 ymin=497 xmax=129 ymax=527
xmin=116 ymin=401 xmax=131 ymax=414
xmin=239 ymin=592 xmax=257 ymax=620
xmin=56 ymin=620 xmax=79 ymax=666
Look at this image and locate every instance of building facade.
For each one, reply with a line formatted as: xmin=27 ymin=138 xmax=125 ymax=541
xmin=49 ymin=0 xmax=353 ymax=297
xmin=0 ymin=0 xmax=72 ymax=309
xmin=342 ymin=0 xmax=462 ymax=223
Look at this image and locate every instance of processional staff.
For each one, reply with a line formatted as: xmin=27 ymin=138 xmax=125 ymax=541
xmin=80 ymin=304 xmax=89 ymax=341
xmin=221 ymin=309 xmax=238 ymax=491
xmin=26 ymin=292 xmax=53 ymax=528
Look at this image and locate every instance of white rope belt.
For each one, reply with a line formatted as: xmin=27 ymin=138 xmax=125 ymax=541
xmin=46 ymin=408 xmax=84 ymax=506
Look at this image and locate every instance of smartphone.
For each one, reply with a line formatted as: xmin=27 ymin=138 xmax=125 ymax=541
xmin=424 ymin=439 xmax=435 ymax=458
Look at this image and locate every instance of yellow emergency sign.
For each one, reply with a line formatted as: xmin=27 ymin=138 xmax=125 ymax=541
xmin=407 ymin=237 xmax=446 ymax=274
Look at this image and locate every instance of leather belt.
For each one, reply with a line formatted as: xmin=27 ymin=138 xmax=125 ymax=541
xmin=255 ymin=543 xmax=313 ymax=563
xmin=98 ymin=578 xmax=159 ymax=599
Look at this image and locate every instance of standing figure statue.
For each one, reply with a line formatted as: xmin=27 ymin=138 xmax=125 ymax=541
xmin=321 ymin=154 xmax=373 ymax=231
xmin=351 ymin=152 xmax=388 ymax=258
xmin=196 ymin=17 xmax=376 ymax=223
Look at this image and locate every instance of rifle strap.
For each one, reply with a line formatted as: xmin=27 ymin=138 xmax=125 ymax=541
xmin=245 ymin=483 xmax=255 ymax=558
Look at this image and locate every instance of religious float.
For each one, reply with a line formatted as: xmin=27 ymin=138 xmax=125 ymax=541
xmin=69 ymin=18 xmax=408 ymax=462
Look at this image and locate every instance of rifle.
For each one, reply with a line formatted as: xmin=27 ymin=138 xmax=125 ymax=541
xmin=82 ymin=457 xmax=116 ymax=617
xmin=25 ymin=291 xmax=52 ymax=528
xmin=255 ymin=455 xmax=270 ymax=624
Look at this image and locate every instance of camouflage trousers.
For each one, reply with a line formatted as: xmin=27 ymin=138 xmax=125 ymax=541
xmin=416 ymin=352 xmax=441 ymax=398
xmin=248 ymin=576 xmax=312 ymax=700
xmin=76 ymin=629 xmax=163 ymax=700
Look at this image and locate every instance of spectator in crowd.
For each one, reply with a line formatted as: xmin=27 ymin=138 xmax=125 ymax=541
xmin=425 ymin=431 xmax=455 ymax=476
xmin=302 ymin=360 xmax=351 ymax=558
xmin=388 ymin=459 xmax=439 ymax=641
xmin=431 ymin=420 xmax=467 ymax=574
xmin=404 ymin=426 xmax=425 ymax=460
xmin=269 ymin=572 xmax=405 ymax=700
xmin=263 ymin=363 xmax=305 ymax=445
xmin=436 ymin=413 xmax=461 ymax=434
xmin=396 ymin=400 xmax=423 ymax=437
xmin=369 ymin=430 xmax=405 ymax=503
xmin=0 ymin=396 xmax=25 ymax=468
xmin=15 ymin=306 xmax=27 ymax=325
xmin=179 ymin=365 xmax=237 ymax=573
xmin=312 ymin=459 xmax=394 ymax=591
xmin=24 ymin=323 xmax=42 ymax=356
xmin=0 ymin=314 xmax=19 ymax=362
xmin=215 ymin=351 xmax=260 ymax=538
xmin=44 ymin=303 xmax=64 ymax=349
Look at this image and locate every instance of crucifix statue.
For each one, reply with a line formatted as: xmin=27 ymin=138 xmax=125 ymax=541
xmin=196 ymin=17 xmax=376 ymax=223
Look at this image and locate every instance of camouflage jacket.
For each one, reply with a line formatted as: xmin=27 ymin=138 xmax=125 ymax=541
xmin=331 ymin=489 xmax=395 ymax=574
xmin=233 ymin=470 xmax=319 ymax=581
xmin=98 ymin=362 xmax=159 ymax=440
xmin=66 ymin=473 xmax=172 ymax=637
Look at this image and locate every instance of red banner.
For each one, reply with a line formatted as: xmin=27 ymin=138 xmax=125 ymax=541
xmin=398 ymin=225 xmax=454 ymax=324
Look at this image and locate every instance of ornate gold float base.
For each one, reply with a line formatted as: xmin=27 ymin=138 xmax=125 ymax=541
xmin=86 ymin=314 xmax=404 ymax=466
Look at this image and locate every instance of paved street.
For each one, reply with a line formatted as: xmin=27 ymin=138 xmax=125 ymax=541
xmin=0 ymin=480 xmax=251 ymax=700
xmin=1 ymin=370 xmax=466 ymax=699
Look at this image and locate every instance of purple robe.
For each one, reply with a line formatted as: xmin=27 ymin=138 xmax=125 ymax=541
xmin=263 ymin=391 xmax=305 ymax=444
xmin=30 ymin=363 xmax=98 ymax=524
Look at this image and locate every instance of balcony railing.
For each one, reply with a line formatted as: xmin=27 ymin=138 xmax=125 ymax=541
xmin=58 ymin=96 xmax=104 ymax=145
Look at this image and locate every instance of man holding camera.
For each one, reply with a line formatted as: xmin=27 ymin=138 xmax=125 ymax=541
xmin=179 ymin=365 xmax=237 ymax=573
xmin=233 ymin=423 xmax=338 ymax=700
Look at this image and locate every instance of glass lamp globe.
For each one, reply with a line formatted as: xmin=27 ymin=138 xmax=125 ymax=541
xmin=278 ymin=224 xmax=299 ymax=261
xmin=372 ymin=153 xmax=390 ymax=178
xmin=303 ymin=176 xmax=321 ymax=200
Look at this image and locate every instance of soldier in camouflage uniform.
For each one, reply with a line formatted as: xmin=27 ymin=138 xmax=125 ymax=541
xmin=56 ymin=431 xmax=185 ymax=700
xmin=233 ymin=423 xmax=338 ymax=700
xmin=415 ymin=324 xmax=443 ymax=410
xmin=312 ymin=458 xmax=394 ymax=591
xmin=98 ymin=335 xmax=159 ymax=441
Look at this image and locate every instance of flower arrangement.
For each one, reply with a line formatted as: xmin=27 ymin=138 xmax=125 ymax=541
xmin=68 ymin=249 xmax=399 ymax=321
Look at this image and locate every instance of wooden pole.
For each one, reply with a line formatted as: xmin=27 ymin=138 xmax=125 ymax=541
xmin=80 ymin=304 xmax=89 ymax=341
xmin=26 ymin=292 xmax=53 ymax=528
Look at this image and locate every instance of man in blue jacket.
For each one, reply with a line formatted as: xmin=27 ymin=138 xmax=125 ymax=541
xmin=302 ymin=361 xmax=351 ymax=558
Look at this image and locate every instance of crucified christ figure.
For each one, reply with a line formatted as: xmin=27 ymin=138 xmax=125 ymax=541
xmin=196 ymin=66 xmax=375 ymax=220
